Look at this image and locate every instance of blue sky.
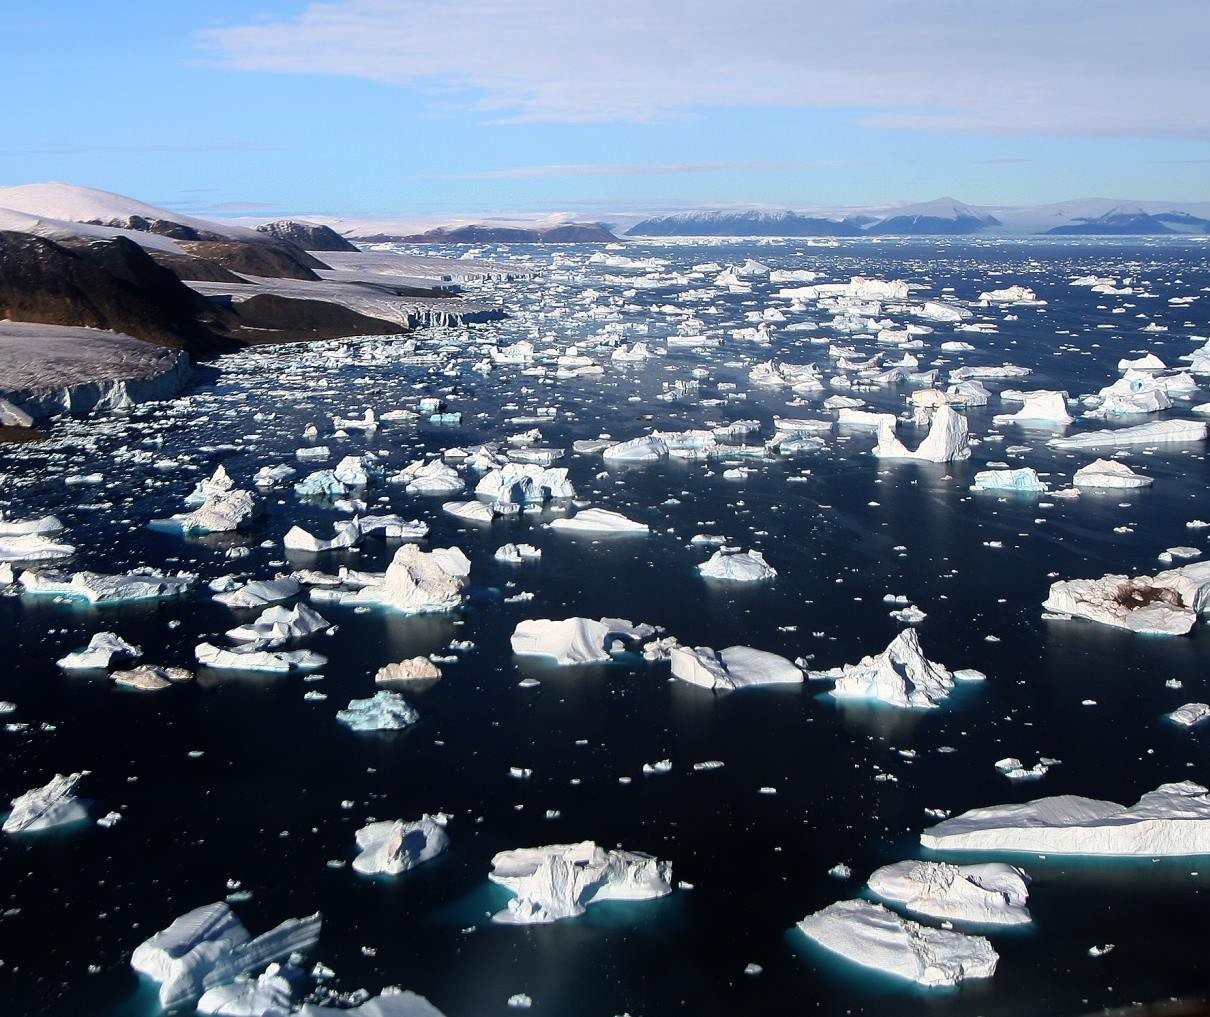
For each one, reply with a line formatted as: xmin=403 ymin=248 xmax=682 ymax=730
xmin=0 ymin=1 xmax=1206 ymax=220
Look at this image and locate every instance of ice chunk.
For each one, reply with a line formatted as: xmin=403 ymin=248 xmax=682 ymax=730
xmin=867 ymin=861 xmax=1031 ymax=925
xmin=873 ymin=405 xmax=970 ymax=462
xmin=3 ymin=772 xmax=89 ymax=833
xmin=670 ymin=645 xmax=802 ymax=690
xmin=353 ymin=816 xmax=449 ymax=874
xmin=225 ymin=603 xmax=330 ymax=647
xmin=495 ymin=543 xmax=542 ymax=564
xmin=1043 ymin=560 xmax=1210 ymax=635
xmin=697 ymin=548 xmax=777 ymax=582
xmin=796 ymin=899 xmax=997 ymax=986
xmin=57 ymin=631 xmax=141 ymax=670
xmin=152 ymin=489 xmax=256 ymax=535
xmin=19 ymin=568 xmax=194 ymax=603
xmin=970 ymin=468 xmax=1047 ymax=494
xmin=601 ymin=436 xmax=669 ymax=462
xmin=336 ymin=690 xmax=419 ymax=731
xmin=1072 ymin=459 xmax=1152 ymax=489
xmin=298 ymin=991 xmax=447 ymax=1016
xmin=1166 ymin=703 xmax=1210 ymax=728
xmin=376 ymin=657 xmax=442 ymax=682
xmin=195 ymin=643 xmax=327 ymax=672
xmin=311 ymin=544 xmax=468 ymax=614
xmin=511 ymin=617 xmax=653 ymax=665
xmin=0 ymin=532 xmax=76 ymax=562
xmin=476 ymin=462 xmax=574 ymax=503
xmin=921 ymin=781 xmax=1210 ymax=856
xmin=489 ymin=841 xmax=673 ymax=925
xmin=196 ymin=962 xmax=294 ymax=1016
xmin=1047 ymin=419 xmax=1206 ymax=451
xmin=112 ymin=664 xmax=191 ymax=691
xmin=131 ymin=901 xmax=320 ymax=1010
xmin=284 ymin=520 xmax=361 ymax=553
xmin=992 ymin=390 xmax=1072 ymax=426
xmin=214 ymin=577 xmax=302 ymax=609
xmin=0 ymin=513 xmax=64 ymax=536
xmin=548 ymin=508 xmax=649 ymax=534
xmin=815 ymin=629 xmax=958 ymax=709
xmin=185 ymin=465 xmax=235 ymax=507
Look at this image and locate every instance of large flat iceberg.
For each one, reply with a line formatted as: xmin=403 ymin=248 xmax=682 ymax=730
xmin=867 ymin=860 xmax=1031 ymax=925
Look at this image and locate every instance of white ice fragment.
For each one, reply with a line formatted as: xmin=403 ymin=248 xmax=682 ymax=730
xmin=3 ymin=772 xmax=89 ymax=833
xmin=867 ymin=860 xmax=1031 ymax=925
xmin=353 ymin=816 xmax=449 ymax=875
xmin=670 ymin=644 xmax=802 ymax=690
xmin=697 ymin=548 xmax=777 ymax=582
xmin=336 ymin=691 xmax=418 ymax=731
xmin=57 ymin=632 xmax=141 ymax=670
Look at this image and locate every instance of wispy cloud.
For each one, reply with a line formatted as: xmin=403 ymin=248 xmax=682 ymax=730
xmin=423 ymin=160 xmax=861 ymax=180
xmin=197 ymin=0 xmax=1210 ymax=139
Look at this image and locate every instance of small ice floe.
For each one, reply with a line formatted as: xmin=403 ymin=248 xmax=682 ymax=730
xmin=696 ymin=548 xmax=777 ymax=582
xmin=1071 ymin=458 xmax=1152 ymax=489
xmin=353 ymin=815 xmax=449 ymax=875
xmin=511 ymin=617 xmax=656 ymax=665
xmin=1089 ymin=943 xmax=1116 ymax=958
xmin=495 ymin=543 xmax=542 ymax=564
xmin=796 ymin=899 xmax=997 ymax=986
xmin=669 ymin=644 xmax=802 ymax=690
xmin=867 ymin=860 xmax=1032 ymax=925
xmin=195 ymin=643 xmax=326 ymax=673
xmin=548 ymin=507 xmax=649 ymax=534
xmin=1166 ymin=703 xmax=1210 ymax=728
xmin=57 ymin=632 xmax=141 ymax=670
xmin=336 ymin=691 xmax=419 ymax=732
xmin=3 ymin=772 xmax=90 ymax=833
xmin=488 ymin=841 xmax=672 ymax=925
xmin=994 ymin=756 xmax=1061 ymax=780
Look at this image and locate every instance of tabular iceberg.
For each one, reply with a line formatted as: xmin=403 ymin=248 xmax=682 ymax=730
xmin=1071 ymin=459 xmax=1152 ymax=489
xmin=1047 ymin=419 xmax=1206 ymax=451
xmin=548 ymin=508 xmax=649 ymax=534
xmin=489 ymin=841 xmax=673 ymax=925
xmin=866 ymin=860 xmax=1031 ymax=925
xmin=921 ymin=781 xmax=1210 ymax=855
xmin=3 ymin=772 xmax=89 ymax=833
xmin=669 ymin=644 xmax=802 ymax=690
xmin=511 ymin=617 xmax=655 ymax=665
xmin=796 ymin=899 xmax=998 ymax=986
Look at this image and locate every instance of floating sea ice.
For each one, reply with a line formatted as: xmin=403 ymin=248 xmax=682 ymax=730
xmin=979 ymin=285 xmax=1040 ymax=304
xmin=353 ymin=816 xmax=449 ymax=874
xmin=225 ymin=603 xmax=330 ymax=646
xmin=1118 ymin=353 xmax=1166 ymax=372
xmin=476 ymin=462 xmax=574 ymax=503
xmin=253 ymin=464 xmax=296 ymax=488
xmin=3 ymin=772 xmax=89 ymax=833
xmin=214 ymin=576 xmax=302 ymax=609
xmin=489 ymin=841 xmax=673 ymax=925
xmin=1043 ymin=560 xmax=1210 ymax=635
xmin=992 ymin=390 xmax=1072 ymax=426
xmin=994 ymin=756 xmax=1060 ymax=780
xmin=0 ymin=513 xmax=64 ymax=537
xmin=336 ymin=690 xmax=418 ymax=731
xmin=970 ymin=468 xmax=1048 ymax=494
xmin=0 ymin=532 xmax=76 ymax=563
xmin=697 ymin=548 xmax=777 ymax=582
xmin=152 ymin=489 xmax=256 ymax=535
xmin=184 ymin=465 xmax=235 ymax=507
xmin=392 ymin=458 xmax=465 ymax=495
xmin=298 ymin=990 xmax=447 ymax=1016
xmin=1071 ymin=459 xmax=1152 ymax=489
xmin=112 ymin=664 xmax=192 ymax=691
xmin=511 ymin=617 xmax=655 ymax=665
xmin=670 ymin=644 xmax=803 ymax=690
xmin=311 ymin=544 xmax=469 ymax=614
xmin=1167 ymin=703 xmax=1210 ymax=728
xmin=796 ymin=899 xmax=997 ymax=986
xmin=813 ymin=629 xmax=971 ymax=709
xmin=19 ymin=568 xmax=194 ymax=604
xmin=283 ymin=520 xmax=361 ymax=553
xmin=921 ymin=781 xmax=1210 ymax=855
xmin=866 ymin=860 xmax=1032 ymax=925
xmin=548 ymin=508 xmax=649 ymax=534
xmin=495 ymin=543 xmax=542 ymax=564
xmin=131 ymin=901 xmax=321 ymax=1010
xmin=196 ymin=962 xmax=295 ymax=1016
xmin=57 ymin=631 xmax=141 ymax=670
xmin=601 ymin=435 xmax=669 ymax=462
xmin=441 ymin=500 xmax=498 ymax=524
xmin=1047 ymin=418 xmax=1206 ymax=451
xmin=376 ymin=657 xmax=442 ymax=682
xmin=195 ymin=642 xmax=327 ymax=672
xmin=873 ymin=405 xmax=970 ymax=463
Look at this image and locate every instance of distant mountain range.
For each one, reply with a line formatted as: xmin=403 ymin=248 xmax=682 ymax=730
xmin=368 ymin=222 xmax=619 ymax=244
xmin=627 ymin=196 xmax=1210 ymax=237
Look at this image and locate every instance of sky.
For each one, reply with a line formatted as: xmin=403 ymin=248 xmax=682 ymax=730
xmin=0 ymin=0 xmax=1207 ymax=222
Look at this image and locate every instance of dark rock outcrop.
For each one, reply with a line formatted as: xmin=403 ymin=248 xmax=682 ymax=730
xmin=255 ymin=220 xmax=360 ymax=251
xmin=178 ymin=239 xmax=328 ymax=281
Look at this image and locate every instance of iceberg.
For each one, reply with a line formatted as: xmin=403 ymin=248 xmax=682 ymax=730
xmin=3 ymin=772 xmax=89 ymax=833
xmin=495 ymin=543 xmax=542 ymax=564
xmin=970 ymin=467 xmax=1048 ymax=494
xmin=57 ymin=631 xmax=141 ymax=670
xmin=392 ymin=458 xmax=464 ymax=495
xmin=1167 ymin=703 xmax=1210 ymax=728
xmin=196 ymin=963 xmax=294 ymax=1016
xmin=283 ymin=520 xmax=361 ymax=553
xmin=1043 ymin=560 xmax=1210 ymax=635
xmin=299 ymin=991 xmax=446 ymax=1016
xmin=152 ymin=489 xmax=256 ymax=535
xmin=697 ymin=548 xmax=777 ymax=582
xmin=511 ymin=617 xmax=655 ymax=665
xmin=867 ymin=860 xmax=1031 ymax=925
xmin=814 ymin=629 xmax=970 ymax=709
xmin=376 ymin=657 xmax=442 ymax=682
xmin=225 ymin=603 xmax=330 ymax=646
xmin=548 ymin=508 xmax=649 ymax=534
xmin=112 ymin=664 xmax=191 ymax=691
xmin=214 ymin=577 xmax=302 ymax=609
xmin=1072 ymin=459 xmax=1152 ymax=489
xmin=476 ymin=462 xmax=574 ymax=503
xmin=873 ymin=405 xmax=970 ymax=462
xmin=311 ymin=544 xmax=468 ymax=614
xmin=336 ymin=690 xmax=419 ymax=731
xmin=489 ymin=841 xmax=673 ymax=925
xmin=992 ymin=390 xmax=1072 ymax=426
xmin=185 ymin=465 xmax=235 ymax=507
xmin=130 ymin=901 xmax=321 ymax=1010
xmin=669 ymin=645 xmax=802 ymax=690
xmin=19 ymin=568 xmax=194 ymax=604
xmin=353 ymin=816 xmax=449 ymax=874
xmin=195 ymin=642 xmax=327 ymax=672
xmin=601 ymin=436 xmax=668 ymax=462
xmin=921 ymin=781 xmax=1210 ymax=856
xmin=796 ymin=899 xmax=997 ymax=986
xmin=0 ymin=532 xmax=76 ymax=562
xmin=1047 ymin=419 xmax=1206 ymax=451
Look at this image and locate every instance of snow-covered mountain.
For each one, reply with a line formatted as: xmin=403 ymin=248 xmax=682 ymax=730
xmin=864 ymin=197 xmax=1000 ymax=235
xmin=628 ymin=209 xmax=862 ymax=237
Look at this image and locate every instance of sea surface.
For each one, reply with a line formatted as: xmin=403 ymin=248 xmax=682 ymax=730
xmin=2 ymin=237 xmax=1210 ymax=1017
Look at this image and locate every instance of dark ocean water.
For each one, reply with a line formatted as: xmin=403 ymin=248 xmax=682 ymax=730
xmin=2 ymin=238 xmax=1210 ymax=1016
